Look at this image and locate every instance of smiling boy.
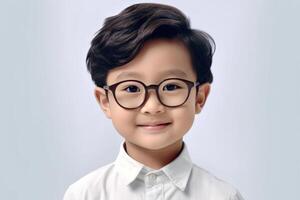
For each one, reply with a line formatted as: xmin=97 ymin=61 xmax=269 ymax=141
xmin=63 ymin=3 xmax=244 ymax=200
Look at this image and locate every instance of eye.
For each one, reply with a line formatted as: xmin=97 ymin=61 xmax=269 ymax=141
xmin=124 ymin=85 xmax=141 ymax=93
xmin=163 ymin=84 xmax=181 ymax=91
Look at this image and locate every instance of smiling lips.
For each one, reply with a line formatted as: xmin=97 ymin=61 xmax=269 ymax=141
xmin=137 ymin=122 xmax=172 ymax=131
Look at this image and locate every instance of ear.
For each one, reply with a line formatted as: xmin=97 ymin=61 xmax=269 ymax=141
xmin=94 ymin=86 xmax=112 ymax=119
xmin=195 ymin=83 xmax=211 ymax=114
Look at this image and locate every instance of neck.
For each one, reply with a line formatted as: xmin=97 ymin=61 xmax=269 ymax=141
xmin=124 ymin=140 xmax=184 ymax=170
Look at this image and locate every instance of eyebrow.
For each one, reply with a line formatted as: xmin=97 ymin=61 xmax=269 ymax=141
xmin=115 ymin=69 xmax=188 ymax=81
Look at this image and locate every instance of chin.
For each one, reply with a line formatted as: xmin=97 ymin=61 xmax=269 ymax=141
xmin=143 ymin=142 xmax=175 ymax=151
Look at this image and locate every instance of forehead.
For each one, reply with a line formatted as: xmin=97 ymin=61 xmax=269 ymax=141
xmin=107 ymin=38 xmax=196 ymax=84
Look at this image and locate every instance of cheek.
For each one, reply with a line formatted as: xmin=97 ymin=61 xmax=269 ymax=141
xmin=110 ymin=107 xmax=136 ymax=136
xmin=173 ymin=105 xmax=195 ymax=133
xmin=174 ymin=96 xmax=197 ymax=132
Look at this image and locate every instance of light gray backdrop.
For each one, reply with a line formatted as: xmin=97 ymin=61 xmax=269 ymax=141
xmin=1 ymin=0 xmax=299 ymax=199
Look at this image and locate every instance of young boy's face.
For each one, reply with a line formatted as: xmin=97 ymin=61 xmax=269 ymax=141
xmin=95 ymin=38 xmax=210 ymax=151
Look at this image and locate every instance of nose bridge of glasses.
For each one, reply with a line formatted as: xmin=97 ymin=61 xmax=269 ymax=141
xmin=146 ymin=84 xmax=158 ymax=91
xmin=145 ymin=84 xmax=160 ymax=96
xmin=140 ymin=84 xmax=166 ymax=112
xmin=144 ymin=84 xmax=161 ymax=102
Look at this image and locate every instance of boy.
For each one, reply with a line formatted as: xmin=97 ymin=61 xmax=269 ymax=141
xmin=63 ymin=3 xmax=244 ymax=200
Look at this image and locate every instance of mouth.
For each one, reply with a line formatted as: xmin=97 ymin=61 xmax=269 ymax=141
xmin=137 ymin=122 xmax=172 ymax=131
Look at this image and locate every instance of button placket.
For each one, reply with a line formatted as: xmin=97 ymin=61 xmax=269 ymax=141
xmin=149 ymin=174 xmax=157 ymax=184
xmin=145 ymin=173 xmax=164 ymax=200
xmin=146 ymin=173 xmax=158 ymax=187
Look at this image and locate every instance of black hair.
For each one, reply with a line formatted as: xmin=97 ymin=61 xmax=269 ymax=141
xmin=86 ymin=3 xmax=216 ymax=88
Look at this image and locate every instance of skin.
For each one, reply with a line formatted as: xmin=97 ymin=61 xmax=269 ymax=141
xmin=94 ymin=38 xmax=210 ymax=170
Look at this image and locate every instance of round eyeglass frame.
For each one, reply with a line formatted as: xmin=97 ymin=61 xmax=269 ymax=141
xmin=103 ymin=78 xmax=200 ymax=110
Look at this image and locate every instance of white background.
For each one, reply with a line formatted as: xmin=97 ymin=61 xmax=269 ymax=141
xmin=1 ymin=0 xmax=299 ymax=199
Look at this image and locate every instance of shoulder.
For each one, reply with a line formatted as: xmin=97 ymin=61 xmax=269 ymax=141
xmin=191 ymin=164 xmax=244 ymax=200
xmin=63 ymin=162 xmax=115 ymax=200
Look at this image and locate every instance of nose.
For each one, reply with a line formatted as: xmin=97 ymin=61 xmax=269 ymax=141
xmin=140 ymin=89 xmax=165 ymax=114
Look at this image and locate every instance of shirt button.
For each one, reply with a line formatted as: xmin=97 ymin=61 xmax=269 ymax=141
xmin=148 ymin=173 xmax=157 ymax=184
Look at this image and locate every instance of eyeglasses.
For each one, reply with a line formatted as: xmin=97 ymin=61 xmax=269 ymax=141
xmin=103 ymin=78 xmax=200 ymax=109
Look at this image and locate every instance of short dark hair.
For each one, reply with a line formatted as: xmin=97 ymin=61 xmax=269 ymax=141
xmin=86 ymin=3 xmax=216 ymax=88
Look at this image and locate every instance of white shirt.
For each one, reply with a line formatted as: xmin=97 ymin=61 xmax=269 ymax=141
xmin=63 ymin=141 xmax=244 ymax=200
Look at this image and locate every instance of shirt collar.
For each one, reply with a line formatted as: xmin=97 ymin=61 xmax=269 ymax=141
xmin=114 ymin=140 xmax=193 ymax=191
